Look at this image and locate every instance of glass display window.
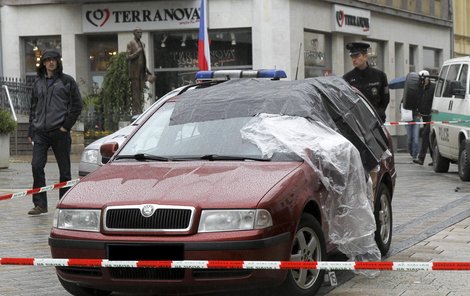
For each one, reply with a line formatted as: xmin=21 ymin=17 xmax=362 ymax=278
xmin=88 ymin=34 xmax=118 ymax=91
xmin=23 ymin=36 xmax=61 ymax=77
xmin=304 ymin=31 xmax=332 ymax=78
xmin=153 ymin=29 xmax=252 ymax=98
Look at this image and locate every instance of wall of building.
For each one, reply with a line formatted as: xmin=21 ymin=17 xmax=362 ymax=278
xmin=0 ymin=0 xmax=453 ymax=150
xmin=453 ymin=0 xmax=470 ymax=57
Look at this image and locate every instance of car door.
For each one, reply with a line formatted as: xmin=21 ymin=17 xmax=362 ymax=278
xmin=433 ymin=63 xmax=464 ymax=158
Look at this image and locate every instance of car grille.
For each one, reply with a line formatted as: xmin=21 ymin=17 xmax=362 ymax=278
xmin=57 ymin=267 xmax=102 ymax=277
xmin=110 ymin=268 xmax=184 ymax=280
xmin=104 ymin=205 xmax=195 ymax=232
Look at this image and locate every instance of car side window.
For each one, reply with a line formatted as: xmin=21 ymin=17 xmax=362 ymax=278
xmin=435 ymin=65 xmax=449 ymax=98
xmin=442 ymin=64 xmax=461 ymax=98
xmin=459 ymin=64 xmax=468 ymax=95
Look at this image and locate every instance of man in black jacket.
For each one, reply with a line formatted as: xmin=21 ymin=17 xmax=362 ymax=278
xmin=413 ymin=70 xmax=435 ymax=166
xmin=27 ymin=49 xmax=83 ymax=215
xmin=343 ymin=42 xmax=390 ymax=122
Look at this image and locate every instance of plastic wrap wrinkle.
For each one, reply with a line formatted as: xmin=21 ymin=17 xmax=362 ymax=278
xmin=240 ymin=114 xmax=381 ymax=271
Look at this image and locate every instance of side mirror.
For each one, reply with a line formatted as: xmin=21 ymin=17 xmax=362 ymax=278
xmin=449 ymin=81 xmax=466 ymax=98
xmin=100 ymin=142 xmax=119 ymax=160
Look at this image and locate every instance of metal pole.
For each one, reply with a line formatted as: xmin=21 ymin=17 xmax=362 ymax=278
xmin=2 ymin=85 xmax=18 ymax=155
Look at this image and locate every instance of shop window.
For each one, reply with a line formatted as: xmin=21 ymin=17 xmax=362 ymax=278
xmin=88 ymin=35 xmax=118 ymax=91
xmin=365 ymin=40 xmax=384 ymax=70
xmin=23 ymin=36 xmax=61 ymax=78
xmin=153 ymin=29 xmax=252 ymax=98
xmin=304 ymin=31 xmax=332 ymax=78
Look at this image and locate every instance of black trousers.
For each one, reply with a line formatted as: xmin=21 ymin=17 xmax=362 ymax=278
xmin=418 ymin=115 xmax=433 ymax=162
xmin=31 ymin=129 xmax=71 ymax=209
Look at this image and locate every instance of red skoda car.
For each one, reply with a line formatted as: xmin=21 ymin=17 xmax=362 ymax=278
xmin=50 ymin=75 xmax=395 ymax=296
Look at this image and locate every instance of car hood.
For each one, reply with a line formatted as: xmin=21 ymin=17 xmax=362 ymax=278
xmin=65 ymin=161 xmax=302 ymax=208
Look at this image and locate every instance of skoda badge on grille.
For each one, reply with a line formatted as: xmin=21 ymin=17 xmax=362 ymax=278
xmin=141 ymin=205 xmax=155 ymax=217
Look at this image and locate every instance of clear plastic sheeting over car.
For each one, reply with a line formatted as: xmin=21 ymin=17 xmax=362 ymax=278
xmin=240 ymin=114 xmax=381 ymax=267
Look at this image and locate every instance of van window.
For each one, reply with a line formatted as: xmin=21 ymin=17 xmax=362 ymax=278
xmin=442 ymin=64 xmax=461 ymax=98
xmin=459 ymin=64 xmax=468 ymax=94
xmin=435 ymin=65 xmax=448 ymax=97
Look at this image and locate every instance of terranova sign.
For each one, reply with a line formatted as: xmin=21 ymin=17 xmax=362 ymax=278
xmin=333 ymin=4 xmax=370 ymax=35
xmin=82 ymin=1 xmax=200 ymax=33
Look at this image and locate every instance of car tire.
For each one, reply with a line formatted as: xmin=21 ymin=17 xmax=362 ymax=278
xmin=432 ymin=137 xmax=450 ymax=173
xmin=274 ymin=213 xmax=326 ymax=296
xmin=458 ymin=140 xmax=470 ymax=181
xmin=58 ymin=276 xmax=111 ymax=296
xmin=374 ymin=183 xmax=392 ymax=256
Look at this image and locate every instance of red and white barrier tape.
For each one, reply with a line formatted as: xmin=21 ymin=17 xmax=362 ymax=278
xmin=0 ymin=179 xmax=79 ymax=202
xmin=384 ymin=120 xmax=470 ymax=126
xmin=1 ymin=258 xmax=469 ymax=271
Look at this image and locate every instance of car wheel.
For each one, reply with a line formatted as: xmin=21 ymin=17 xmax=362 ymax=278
xmin=374 ymin=183 xmax=392 ymax=256
xmin=58 ymin=276 xmax=111 ymax=296
xmin=275 ymin=213 xmax=326 ymax=296
xmin=458 ymin=140 xmax=470 ymax=181
xmin=432 ymin=137 xmax=450 ymax=173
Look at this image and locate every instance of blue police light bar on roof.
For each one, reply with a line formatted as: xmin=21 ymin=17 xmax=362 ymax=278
xmin=195 ymin=69 xmax=287 ymax=81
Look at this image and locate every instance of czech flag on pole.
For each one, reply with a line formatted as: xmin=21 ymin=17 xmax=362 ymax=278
xmin=198 ymin=0 xmax=211 ymax=70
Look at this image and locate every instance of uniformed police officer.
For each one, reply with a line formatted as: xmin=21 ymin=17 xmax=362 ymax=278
xmin=343 ymin=42 xmax=390 ymax=122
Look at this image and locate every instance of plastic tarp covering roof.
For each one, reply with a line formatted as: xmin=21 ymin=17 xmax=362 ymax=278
xmin=170 ymin=76 xmax=389 ymax=265
xmin=171 ymin=76 xmax=389 ymax=171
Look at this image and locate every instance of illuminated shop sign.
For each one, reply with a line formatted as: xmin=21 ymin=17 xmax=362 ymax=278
xmin=333 ymin=4 xmax=370 ymax=35
xmin=82 ymin=1 xmax=200 ymax=32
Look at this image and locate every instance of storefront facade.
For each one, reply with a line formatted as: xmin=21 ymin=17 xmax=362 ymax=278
xmin=0 ymin=0 xmax=452 ymax=144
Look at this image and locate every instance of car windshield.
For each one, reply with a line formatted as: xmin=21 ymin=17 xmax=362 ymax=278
xmin=118 ymin=101 xmax=298 ymax=161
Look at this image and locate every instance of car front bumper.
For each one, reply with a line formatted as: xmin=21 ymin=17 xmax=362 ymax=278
xmin=49 ymin=231 xmax=292 ymax=295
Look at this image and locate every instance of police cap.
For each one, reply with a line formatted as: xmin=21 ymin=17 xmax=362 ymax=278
xmin=346 ymin=42 xmax=370 ymax=56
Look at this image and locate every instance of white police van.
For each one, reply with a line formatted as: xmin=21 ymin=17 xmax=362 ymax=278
xmin=430 ymin=56 xmax=470 ymax=180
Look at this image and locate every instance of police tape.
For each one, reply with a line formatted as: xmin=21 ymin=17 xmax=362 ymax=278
xmin=0 ymin=258 xmax=469 ymax=271
xmin=0 ymin=179 xmax=80 ymax=202
xmin=384 ymin=119 xmax=470 ymax=126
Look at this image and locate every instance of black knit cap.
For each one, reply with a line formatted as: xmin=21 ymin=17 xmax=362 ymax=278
xmin=41 ymin=49 xmax=61 ymax=61
xmin=346 ymin=42 xmax=370 ymax=56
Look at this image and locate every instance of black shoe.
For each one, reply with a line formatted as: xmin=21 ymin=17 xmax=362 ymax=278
xmin=428 ymin=162 xmax=433 ymax=166
xmin=28 ymin=206 xmax=48 ymax=215
xmin=413 ymin=159 xmax=424 ymax=165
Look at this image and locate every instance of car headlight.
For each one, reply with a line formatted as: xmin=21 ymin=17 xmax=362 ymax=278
xmin=53 ymin=209 xmax=101 ymax=232
xmin=80 ymin=149 xmax=99 ymax=164
xmin=198 ymin=209 xmax=272 ymax=232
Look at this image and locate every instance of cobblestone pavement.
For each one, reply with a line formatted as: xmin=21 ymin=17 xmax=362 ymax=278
xmin=0 ymin=153 xmax=469 ymax=296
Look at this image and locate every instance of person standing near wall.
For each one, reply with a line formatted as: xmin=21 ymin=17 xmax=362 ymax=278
xmin=343 ymin=42 xmax=390 ymax=122
xmin=27 ymin=49 xmax=83 ymax=215
xmin=127 ymin=27 xmax=154 ymax=116
xmin=413 ymin=70 xmax=435 ymax=165
xmin=400 ymin=99 xmax=421 ymax=161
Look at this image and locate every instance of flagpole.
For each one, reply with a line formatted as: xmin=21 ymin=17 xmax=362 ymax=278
xmin=198 ymin=0 xmax=211 ymax=71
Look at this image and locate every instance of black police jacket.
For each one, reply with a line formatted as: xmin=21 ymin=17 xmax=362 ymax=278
xmin=343 ymin=65 xmax=390 ymax=121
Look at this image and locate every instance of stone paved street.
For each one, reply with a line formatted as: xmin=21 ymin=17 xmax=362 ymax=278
xmin=0 ymin=152 xmax=469 ymax=296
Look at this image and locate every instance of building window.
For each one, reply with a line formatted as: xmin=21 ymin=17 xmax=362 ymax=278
xmin=23 ymin=36 xmax=61 ymax=78
xmin=423 ymin=47 xmax=441 ymax=75
xmin=409 ymin=45 xmax=417 ymax=72
xmin=87 ymin=34 xmax=118 ymax=91
xmin=153 ymin=29 xmax=252 ymax=98
xmin=304 ymin=31 xmax=332 ymax=78
xmin=365 ymin=40 xmax=384 ymax=70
